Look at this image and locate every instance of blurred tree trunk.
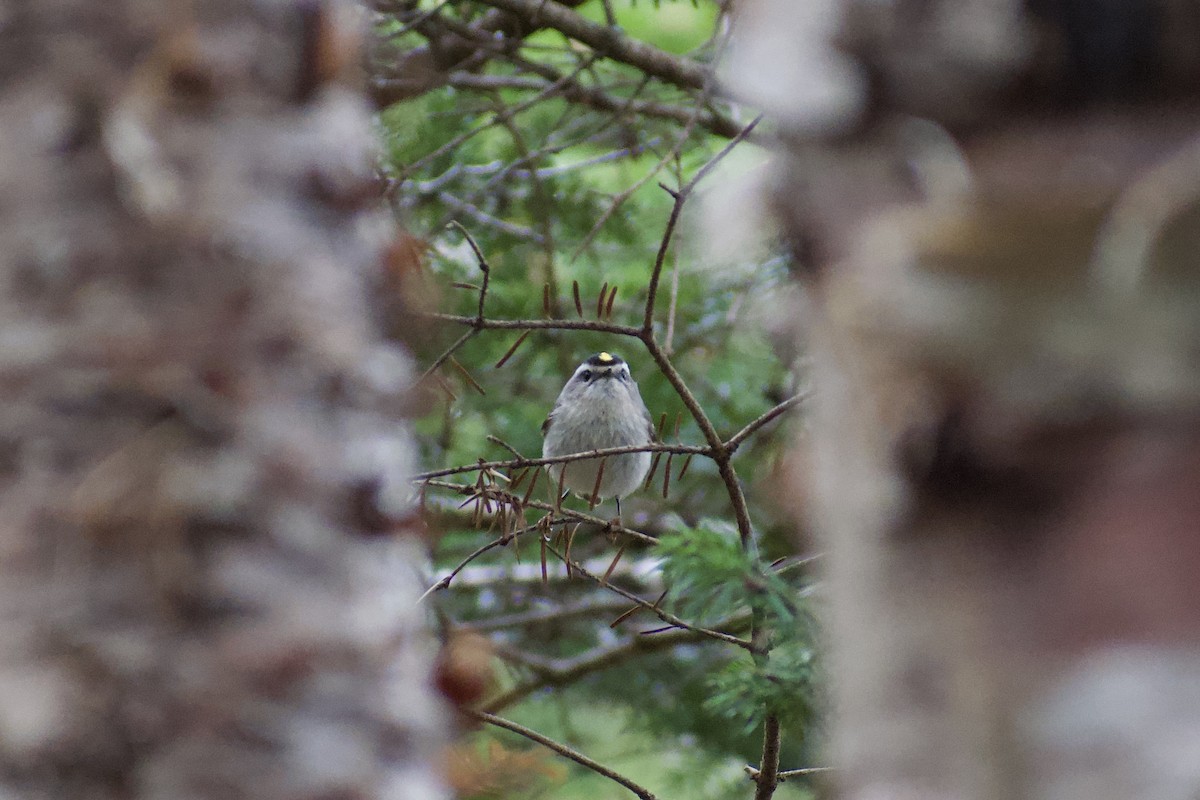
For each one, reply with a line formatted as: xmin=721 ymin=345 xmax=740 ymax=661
xmin=0 ymin=2 xmax=445 ymax=798
xmin=725 ymin=1 xmax=1200 ymax=799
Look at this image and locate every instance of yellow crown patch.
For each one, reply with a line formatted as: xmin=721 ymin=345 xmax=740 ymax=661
xmin=598 ymin=352 xmax=614 ymax=362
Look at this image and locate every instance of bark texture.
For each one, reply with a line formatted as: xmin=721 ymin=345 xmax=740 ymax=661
xmin=0 ymin=1 xmax=445 ymax=798
xmin=724 ymin=2 xmax=1200 ymax=798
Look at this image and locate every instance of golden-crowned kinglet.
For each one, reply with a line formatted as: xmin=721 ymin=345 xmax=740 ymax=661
xmin=542 ymin=352 xmax=653 ymax=513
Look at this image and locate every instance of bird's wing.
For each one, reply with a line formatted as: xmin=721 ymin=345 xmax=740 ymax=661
xmin=541 ymin=404 xmax=557 ymax=436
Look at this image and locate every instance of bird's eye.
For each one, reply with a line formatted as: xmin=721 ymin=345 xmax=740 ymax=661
xmin=579 ymin=370 xmax=593 ymax=382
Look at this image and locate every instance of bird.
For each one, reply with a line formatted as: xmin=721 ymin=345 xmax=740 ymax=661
xmin=541 ymin=352 xmax=654 ymax=518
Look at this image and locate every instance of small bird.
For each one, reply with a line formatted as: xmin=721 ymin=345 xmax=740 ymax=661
xmin=542 ymin=352 xmax=654 ymax=516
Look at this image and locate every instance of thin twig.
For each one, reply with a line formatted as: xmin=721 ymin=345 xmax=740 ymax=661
xmin=725 ymin=392 xmax=808 ymax=451
xmin=376 ymin=33 xmax=742 ymax=137
xmin=389 ymin=0 xmax=456 ymax=36
xmin=540 ymin=539 xmax=753 ymax=650
xmin=664 ymin=247 xmax=681 ymax=353
xmin=470 ymin=710 xmax=658 ymax=800
xmin=449 ymin=355 xmax=486 ymax=395
xmin=485 ymin=623 xmax=720 ymax=711
xmin=419 ymin=328 xmax=476 ymax=384
xmin=642 ymin=115 xmax=762 ymax=335
xmin=423 ymin=479 xmax=658 ymax=545
xmin=417 ymin=519 xmax=543 ymax=602
xmin=746 ymin=765 xmax=831 ymax=783
xmin=599 ymin=0 xmax=617 ymax=27
xmin=414 ymin=441 xmax=707 ymax=481
xmin=601 ymin=540 xmax=627 ymax=584
xmin=470 ymin=0 xmax=707 ymax=90
xmin=422 ymin=312 xmax=641 ymax=336
xmin=778 ymin=767 xmax=832 ymax=781
xmin=417 ymin=222 xmax=495 ymax=383
xmin=569 ymin=110 xmax=703 ymax=265
xmin=399 ymin=53 xmax=599 ymax=179
xmin=494 ymin=330 xmax=532 ymax=367
xmin=636 ymin=115 xmax=764 ymax=548
xmin=486 ymin=434 xmax=525 ymax=458
xmin=615 ymin=113 xmax=782 ymax=797
xmin=448 ymin=220 xmax=491 ymax=324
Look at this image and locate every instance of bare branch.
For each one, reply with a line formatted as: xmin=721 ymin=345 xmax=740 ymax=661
xmin=643 ymin=115 xmax=763 ymax=335
xmin=398 ymin=54 xmax=599 ymax=180
xmin=417 ymin=518 xmax=544 ymax=603
xmin=432 ymin=553 xmax=664 ymax=590
xmin=370 ymin=1 xmax=591 ymax=107
xmin=753 ymin=713 xmax=783 ymax=800
xmin=422 ymin=312 xmax=642 ymax=337
xmin=665 ymin=247 xmax=681 ymax=353
xmin=470 ymin=710 xmax=659 ymax=800
xmin=725 ymin=392 xmax=808 ymax=452
xmin=449 ymin=222 xmax=490 ymax=304
xmin=471 ymin=0 xmax=708 ymax=91
xmin=423 ymin=479 xmax=658 ymax=545
xmin=446 ymin=72 xmax=743 ymax=138
xmin=569 ymin=116 xmax=701 ymax=265
xmin=417 ymin=223 xmax=496 ymax=384
xmin=746 ymin=765 xmax=831 ymax=783
xmin=418 ymin=328 xmax=477 ymax=384
xmin=414 ymin=441 xmax=707 ymax=481
xmin=778 ymin=767 xmax=832 ymax=781
xmin=540 ymin=539 xmax=753 ymax=651
xmin=485 ymin=434 xmax=526 ymax=458
xmin=485 ymin=624 xmax=716 ymax=711
xmin=636 ymin=115 xmax=764 ymax=548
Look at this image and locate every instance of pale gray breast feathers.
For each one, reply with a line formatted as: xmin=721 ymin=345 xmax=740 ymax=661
xmin=542 ymin=380 xmax=653 ymax=498
xmin=544 ymin=380 xmax=651 ymax=452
